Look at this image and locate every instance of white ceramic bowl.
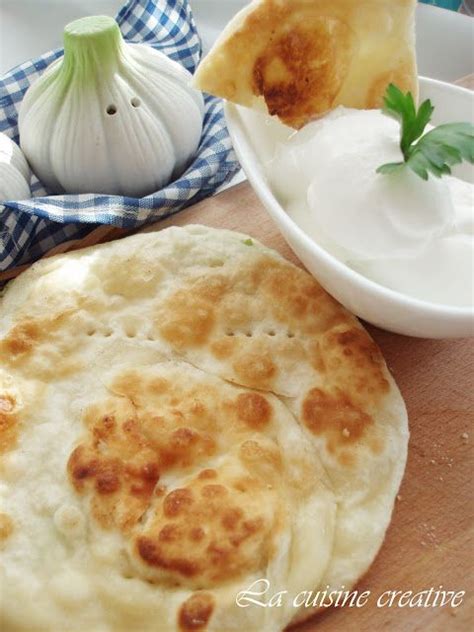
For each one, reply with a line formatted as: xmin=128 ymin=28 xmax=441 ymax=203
xmin=225 ymin=77 xmax=474 ymax=339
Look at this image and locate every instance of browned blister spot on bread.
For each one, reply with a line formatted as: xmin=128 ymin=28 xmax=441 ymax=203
xmin=0 ymin=311 xmax=74 ymax=360
xmin=258 ymin=260 xmax=320 ymax=320
xmin=68 ymin=439 xmax=159 ymax=532
xmin=0 ymin=310 xmax=84 ymax=380
xmin=198 ymin=469 xmax=217 ymax=480
xmin=135 ymin=468 xmax=276 ymax=586
xmin=233 ymin=349 xmax=276 ymax=388
xmin=219 ymin=294 xmax=256 ymax=329
xmin=163 ymin=488 xmax=196 ymax=518
xmin=255 ymin=257 xmax=351 ymax=334
xmin=156 ymin=275 xmax=233 ymax=351
xmin=252 ymin=18 xmax=352 ymax=128
xmin=235 ymin=393 xmax=271 ymax=429
xmin=0 ymin=320 xmax=41 ymax=357
xmin=302 ymin=387 xmax=373 ymax=460
xmin=0 ymin=512 xmax=14 ymax=545
xmin=0 ymin=395 xmax=18 ymax=455
xmin=157 ymin=291 xmax=215 ymax=348
xmin=210 ymin=337 xmax=237 ymax=360
xmin=319 ymin=326 xmax=389 ymax=408
xmin=191 ymin=275 xmax=230 ymax=302
xmin=178 ymin=592 xmax=215 ymax=631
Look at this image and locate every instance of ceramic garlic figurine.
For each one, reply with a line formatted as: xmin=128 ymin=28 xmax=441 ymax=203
xmin=19 ymin=16 xmax=204 ymax=197
xmin=0 ymin=132 xmax=31 ymax=201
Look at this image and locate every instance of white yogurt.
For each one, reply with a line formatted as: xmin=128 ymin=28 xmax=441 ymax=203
xmin=268 ymin=108 xmax=474 ymax=307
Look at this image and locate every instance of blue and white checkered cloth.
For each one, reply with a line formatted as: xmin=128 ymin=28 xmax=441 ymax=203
xmin=0 ymin=0 xmax=240 ymax=272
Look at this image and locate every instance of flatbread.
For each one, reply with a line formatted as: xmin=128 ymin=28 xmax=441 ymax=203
xmin=194 ymin=0 xmax=418 ymax=128
xmin=0 ymin=226 xmax=408 ymax=631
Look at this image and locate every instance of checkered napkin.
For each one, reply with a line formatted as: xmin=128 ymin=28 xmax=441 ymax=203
xmin=0 ymin=0 xmax=240 ymax=272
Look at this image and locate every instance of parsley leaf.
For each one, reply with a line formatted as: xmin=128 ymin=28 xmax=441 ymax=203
xmin=377 ymin=83 xmax=474 ymax=181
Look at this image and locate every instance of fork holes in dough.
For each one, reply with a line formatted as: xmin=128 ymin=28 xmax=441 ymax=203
xmin=130 ymin=97 xmax=141 ymax=108
xmin=287 ymin=332 xmax=295 ymax=338
xmin=267 ymin=330 xmax=276 ymax=336
xmin=86 ymin=328 xmax=96 ymax=336
xmin=106 ymin=104 xmax=117 ymax=115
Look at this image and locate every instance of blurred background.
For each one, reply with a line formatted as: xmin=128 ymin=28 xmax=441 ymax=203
xmin=421 ymin=0 xmax=472 ymax=13
xmin=1 ymin=0 xmax=473 ymax=79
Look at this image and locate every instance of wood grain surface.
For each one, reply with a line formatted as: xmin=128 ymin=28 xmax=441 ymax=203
xmin=1 ymin=77 xmax=472 ymax=631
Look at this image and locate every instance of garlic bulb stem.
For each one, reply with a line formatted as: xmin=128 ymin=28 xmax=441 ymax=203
xmin=62 ymin=16 xmax=124 ymax=83
xmin=19 ymin=15 xmax=204 ymax=196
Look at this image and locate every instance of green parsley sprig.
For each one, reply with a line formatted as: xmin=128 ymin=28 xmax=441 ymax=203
xmin=377 ymin=83 xmax=474 ymax=181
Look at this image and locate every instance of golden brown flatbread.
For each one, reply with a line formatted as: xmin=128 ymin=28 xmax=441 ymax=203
xmin=0 ymin=226 xmax=408 ymax=631
xmin=194 ymin=0 xmax=418 ymax=128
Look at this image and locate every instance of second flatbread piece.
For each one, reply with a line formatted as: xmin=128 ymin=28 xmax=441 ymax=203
xmin=194 ymin=0 xmax=418 ymax=128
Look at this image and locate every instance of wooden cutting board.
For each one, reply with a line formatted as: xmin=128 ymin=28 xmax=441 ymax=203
xmin=1 ymin=78 xmax=472 ymax=632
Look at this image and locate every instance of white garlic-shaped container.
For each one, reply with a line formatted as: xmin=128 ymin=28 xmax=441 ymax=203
xmin=0 ymin=132 xmax=31 ymax=201
xmin=19 ymin=16 xmax=204 ymax=197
